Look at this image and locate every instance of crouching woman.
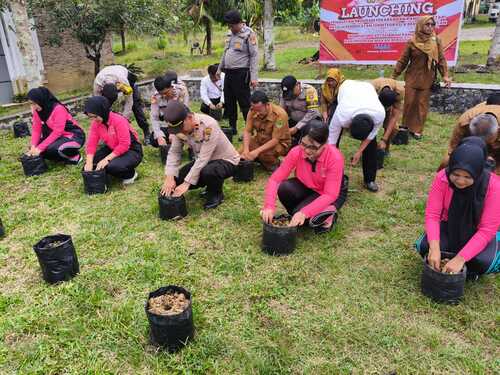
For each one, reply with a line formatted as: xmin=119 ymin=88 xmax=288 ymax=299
xmin=260 ymin=121 xmax=348 ymax=234
xmin=83 ymin=96 xmax=143 ymax=185
xmin=416 ymin=137 xmax=500 ymax=278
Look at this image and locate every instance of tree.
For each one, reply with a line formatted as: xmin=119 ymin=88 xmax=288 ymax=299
xmin=263 ymin=0 xmax=276 ymax=70
xmin=487 ymin=16 xmax=500 ymax=69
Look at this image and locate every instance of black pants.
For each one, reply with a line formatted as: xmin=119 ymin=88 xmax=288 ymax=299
xmin=224 ymin=69 xmax=250 ymax=134
xmin=175 ymin=160 xmax=236 ymax=194
xmin=149 ymin=127 xmax=169 ymax=148
xmin=200 ymin=98 xmax=224 ymax=121
xmin=415 ymin=222 xmax=500 ymax=276
xmin=132 ymin=84 xmax=150 ymax=137
xmin=277 ymin=176 xmax=348 ymax=216
xmin=41 ymin=128 xmax=86 ymax=164
xmin=289 ymin=119 xmax=313 ymax=147
xmin=93 ymin=141 xmax=143 ymax=179
xmin=337 ymin=130 xmax=378 ymax=183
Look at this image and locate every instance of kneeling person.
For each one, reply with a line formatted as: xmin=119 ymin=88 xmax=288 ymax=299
xmin=241 ymin=91 xmax=291 ymax=171
xmin=160 ymin=101 xmax=240 ymax=209
xmin=83 ymin=96 xmax=143 ymax=185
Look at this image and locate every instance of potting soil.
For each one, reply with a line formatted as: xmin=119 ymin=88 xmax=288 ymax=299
xmin=271 ymin=217 xmax=292 ymax=227
xmin=148 ymin=292 xmax=189 ymax=316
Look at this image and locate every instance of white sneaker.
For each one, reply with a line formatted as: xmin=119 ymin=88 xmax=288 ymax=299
xmin=122 ymin=171 xmax=138 ymax=185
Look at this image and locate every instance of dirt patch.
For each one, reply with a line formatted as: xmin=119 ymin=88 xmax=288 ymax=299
xmin=148 ymin=292 xmax=189 ymax=316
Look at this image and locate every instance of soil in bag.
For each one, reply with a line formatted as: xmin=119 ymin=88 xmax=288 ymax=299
xmin=233 ymin=160 xmax=254 ymax=182
xmin=146 ymin=285 xmax=195 ymax=352
xmin=421 ymin=251 xmax=467 ymax=304
xmin=158 ymin=194 xmax=188 ymax=220
xmin=33 ymin=234 xmax=79 ymax=284
xmin=262 ymin=214 xmax=298 ymax=256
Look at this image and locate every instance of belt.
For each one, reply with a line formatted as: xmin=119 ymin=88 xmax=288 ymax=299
xmin=223 ymin=68 xmax=249 ymax=73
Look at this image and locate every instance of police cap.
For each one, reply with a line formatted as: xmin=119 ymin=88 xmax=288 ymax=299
xmin=165 ymin=101 xmax=189 ymax=134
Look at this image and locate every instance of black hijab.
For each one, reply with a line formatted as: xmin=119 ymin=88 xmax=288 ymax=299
xmin=446 ymin=137 xmax=491 ymax=253
xmin=27 ymin=87 xmax=61 ymax=122
xmin=84 ymin=96 xmax=111 ymax=124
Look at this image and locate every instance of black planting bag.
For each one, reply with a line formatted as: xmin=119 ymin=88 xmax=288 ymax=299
xmin=0 ymin=218 xmax=5 ymax=238
xmin=82 ymin=169 xmax=107 ymax=195
xmin=233 ymin=160 xmax=254 ymax=182
xmin=33 ymin=234 xmax=79 ymax=284
xmin=13 ymin=120 xmax=31 ymax=138
xmin=421 ymin=251 xmax=467 ymax=304
xmin=159 ymin=144 xmax=170 ymax=164
xmin=20 ymin=154 xmax=48 ymax=176
xmin=145 ymin=285 xmax=195 ymax=352
xmin=376 ymin=148 xmax=385 ymax=170
xmin=158 ymin=194 xmax=188 ymax=220
xmin=209 ymin=108 xmax=223 ymax=121
xmin=221 ymin=127 xmax=233 ymax=143
xmin=262 ymin=214 xmax=298 ymax=256
xmin=392 ymin=129 xmax=409 ymax=145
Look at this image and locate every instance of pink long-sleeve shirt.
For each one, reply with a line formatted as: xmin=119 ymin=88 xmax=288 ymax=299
xmin=85 ymin=112 xmax=139 ymax=157
xmin=263 ymin=144 xmax=344 ymax=218
xmin=31 ymin=104 xmax=81 ymax=152
xmin=425 ymin=170 xmax=500 ymax=262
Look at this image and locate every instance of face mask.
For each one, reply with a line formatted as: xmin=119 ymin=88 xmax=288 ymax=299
xmin=176 ymin=133 xmax=188 ymax=142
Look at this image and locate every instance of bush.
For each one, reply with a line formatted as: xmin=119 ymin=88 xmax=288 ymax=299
xmin=156 ymin=37 xmax=167 ymax=50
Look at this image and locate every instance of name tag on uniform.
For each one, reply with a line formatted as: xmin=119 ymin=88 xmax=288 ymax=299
xmin=234 ymin=42 xmax=242 ymax=50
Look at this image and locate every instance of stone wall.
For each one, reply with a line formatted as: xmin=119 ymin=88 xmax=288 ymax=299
xmin=1 ymin=78 xmax=499 ymax=129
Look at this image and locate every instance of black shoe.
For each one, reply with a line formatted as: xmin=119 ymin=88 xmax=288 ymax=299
xmin=310 ymin=211 xmax=338 ymax=234
xmin=392 ymin=129 xmax=409 ymax=145
xmin=204 ymin=192 xmax=224 ymax=209
xmin=409 ymin=131 xmax=422 ymax=140
xmin=143 ymin=133 xmax=151 ymax=146
xmin=364 ymin=181 xmax=379 ymax=192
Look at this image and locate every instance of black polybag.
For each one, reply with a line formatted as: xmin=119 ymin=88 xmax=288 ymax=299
xmin=82 ymin=169 xmax=107 ymax=195
xmin=262 ymin=214 xmax=298 ymax=256
xmin=233 ymin=160 xmax=254 ymax=182
xmin=159 ymin=144 xmax=170 ymax=164
xmin=145 ymin=285 xmax=195 ymax=352
xmin=392 ymin=129 xmax=409 ymax=145
xmin=421 ymin=251 xmax=467 ymax=304
xmin=13 ymin=120 xmax=31 ymax=138
xmin=20 ymin=154 xmax=48 ymax=176
xmin=376 ymin=148 xmax=385 ymax=170
xmin=158 ymin=194 xmax=188 ymax=220
xmin=221 ymin=127 xmax=233 ymax=143
xmin=33 ymin=234 xmax=79 ymax=284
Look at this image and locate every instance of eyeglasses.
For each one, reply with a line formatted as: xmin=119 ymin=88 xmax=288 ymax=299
xmin=300 ymin=140 xmax=321 ymax=151
xmin=424 ymin=22 xmax=436 ymax=27
xmin=87 ymin=114 xmax=98 ymax=119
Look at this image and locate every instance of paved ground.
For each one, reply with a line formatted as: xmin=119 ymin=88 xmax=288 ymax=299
xmin=461 ymin=26 xmax=495 ymax=41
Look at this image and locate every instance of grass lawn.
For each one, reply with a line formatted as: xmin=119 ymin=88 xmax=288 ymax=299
xmin=463 ymin=14 xmax=493 ymax=29
xmin=0 ymin=108 xmax=498 ymax=373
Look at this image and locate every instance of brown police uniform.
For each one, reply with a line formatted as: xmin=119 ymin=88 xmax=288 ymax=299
xmin=243 ymin=103 xmax=291 ymax=170
xmin=392 ymin=39 xmax=447 ymax=134
xmin=439 ymin=102 xmax=500 ymax=174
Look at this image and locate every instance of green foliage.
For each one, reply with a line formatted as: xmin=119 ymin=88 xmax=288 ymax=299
xmin=155 ymin=37 xmax=168 ymax=50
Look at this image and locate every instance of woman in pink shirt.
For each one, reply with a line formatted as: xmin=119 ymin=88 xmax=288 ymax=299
xmin=261 ymin=121 xmax=348 ymax=234
xmin=26 ymin=87 xmax=85 ymax=165
xmin=83 ymin=96 xmax=143 ymax=185
xmin=416 ymin=137 xmax=500 ymax=277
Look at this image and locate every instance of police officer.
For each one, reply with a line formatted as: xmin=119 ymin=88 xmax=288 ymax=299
xmin=241 ymin=91 xmax=291 ymax=171
xmin=160 ymin=101 xmax=240 ymax=209
xmin=218 ymin=9 xmax=259 ymax=136
xmin=150 ymin=71 xmax=190 ymax=147
xmin=280 ymin=75 xmax=321 ymax=146
xmin=94 ymin=65 xmax=151 ymax=144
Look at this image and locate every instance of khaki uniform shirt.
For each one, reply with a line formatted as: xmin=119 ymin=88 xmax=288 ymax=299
xmin=93 ymin=65 xmax=133 ymax=119
xmin=165 ymin=114 xmax=240 ymax=185
xmin=392 ymin=39 xmax=448 ymax=90
xmin=219 ymin=25 xmax=259 ymax=81
xmin=245 ymin=103 xmax=291 ymax=148
xmin=280 ymin=83 xmax=321 ymax=130
xmin=371 ymin=78 xmax=405 ymax=111
xmin=150 ymin=82 xmax=190 ymax=139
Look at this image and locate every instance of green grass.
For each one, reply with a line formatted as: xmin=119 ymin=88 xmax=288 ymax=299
xmin=463 ymin=14 xmax=493 ymax=29
xmin=0 ymin=109 xmax=498 ymax=373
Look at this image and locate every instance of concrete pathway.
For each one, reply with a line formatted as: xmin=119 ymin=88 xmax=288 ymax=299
xmin=460 ymin=26 xmax=495 ymax=41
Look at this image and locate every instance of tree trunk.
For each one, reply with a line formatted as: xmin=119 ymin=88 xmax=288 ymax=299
xmin=120 ymin=24 xmax=126 ymax=53
xmin=263 ymin=0 xmax=276 ymax=71
xmin=487 ymin=16 xmax=500 ymax=68
xmin=10 ymin=0 xmax=43 ymax=92
xmin=203 ymin=16 xmax=212 ymax=55
xmin=84 ymin=42 xmax=103 ymax=77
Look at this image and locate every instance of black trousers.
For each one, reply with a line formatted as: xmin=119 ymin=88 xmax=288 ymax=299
xmin=337 ymin=130 xmax=378 ymax=183
xmin=289 ymin=119 xmax=313 ymax=147
xmin=224 ymin=69 xmax=250 ymax=134
xmin=416 ymin=222 xmax=499 ymax=276
xmin=200 ymin=98 xmax=224 ymax=121
xmin=132 ymin=84 xmax=150 ymax=137
xmin=149 ymin=127 xmax=169 ymax=148
xmin=176 ymin=160 xmax=236 ymax=194
xmin=93 ymin=141 xmax=143 ymax=179
xmin=277 ymin=176 xmax=348 ymax=216
xmin=41 ymin=128 xmax=85 ymax=164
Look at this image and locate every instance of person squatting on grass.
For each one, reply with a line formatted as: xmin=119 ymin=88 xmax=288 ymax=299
xmin=261 ymin=121 xmax=348 ymax=234
xmin=328 ymin=79 xmax=386 ymax=192
xmin=240 ymin=91 xmax=291 ymax=172
xmin=200 ymin=64 xmax=225 ymax=119
xmin=160 ymin=101 xmax=240 ymax=210
xmin=83 ymin=96 xmax=143 ymax=185
xmin=26 ymin=87 xmax=85 ymax=165
xmin=415 ymin=137 xmax=500 ymax=278
xmin=320 ymin=68 xmax=345 ymax=124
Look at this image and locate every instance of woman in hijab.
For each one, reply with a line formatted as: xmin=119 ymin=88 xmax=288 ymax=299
xmin=415 ymin=137 xmax=500 ymax=278
xmin=261 ymin=120 xmax=348 ymax=234
xmin=391 ymin=16 xmax=451 ymax=140
xmin=83 ymin=96 xmax=143 ymax=185
xmin=27 ymin=87 xmax=85 ymax=164
xmin=320 ymin=68 xmax=345 ymax=123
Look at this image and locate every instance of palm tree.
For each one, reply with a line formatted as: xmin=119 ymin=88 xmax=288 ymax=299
xmin=263 ymin=0 xmax=276 ymax=71
xmin=487 ymin=15 xmax=500 ymax=68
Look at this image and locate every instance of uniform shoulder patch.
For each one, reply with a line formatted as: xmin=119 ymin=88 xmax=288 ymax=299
xmin=204 ymin=127 xmax=213 ymax=141
xmin=275 ymin=119 xmax=284 ymax=129
xmin=249 ymin=33 xmax=257 ymax=45
xmin=151 ymin=95 xmax=158 ymax=105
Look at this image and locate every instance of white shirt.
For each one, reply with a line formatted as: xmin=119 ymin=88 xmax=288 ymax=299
xmin=200 ymin=74 xmax=224 ymax=106
xmin=328 ymin=80 xmax=385 ymax=145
